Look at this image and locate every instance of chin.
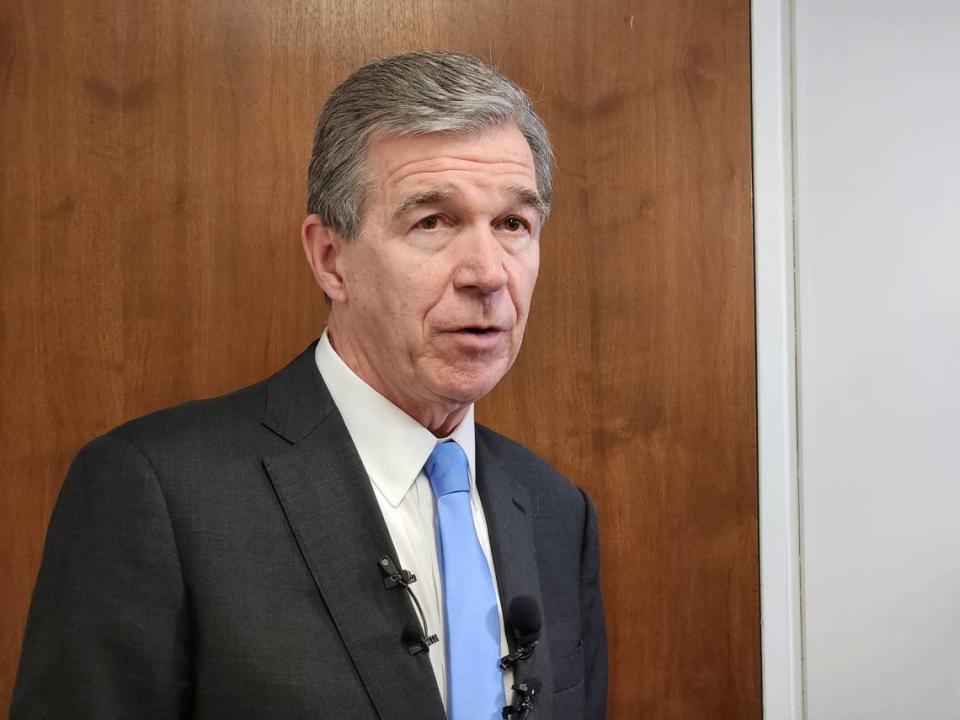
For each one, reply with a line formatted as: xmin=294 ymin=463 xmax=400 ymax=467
xmin=419 ymin=352 xmax=516 ymax=405
xmin=432 ymin=370 xmax=506 ymax=406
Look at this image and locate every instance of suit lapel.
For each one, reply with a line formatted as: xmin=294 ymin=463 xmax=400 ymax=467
xmin=260 ymin=345 xmax=445 ymax=720
xmin=476 ymin=429 xmax=554 ymax=718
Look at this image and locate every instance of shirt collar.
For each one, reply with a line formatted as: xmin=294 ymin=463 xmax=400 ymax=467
xmin=314 ymin=330 xmax=476 ymax=507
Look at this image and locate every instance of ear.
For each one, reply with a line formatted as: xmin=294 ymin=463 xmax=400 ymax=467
xmin=301 ymin=214 xmax=349 ymax=303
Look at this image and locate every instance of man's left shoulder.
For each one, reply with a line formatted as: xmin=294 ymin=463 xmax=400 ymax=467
xmin=475 ymin=424 xmax=591 ymax=516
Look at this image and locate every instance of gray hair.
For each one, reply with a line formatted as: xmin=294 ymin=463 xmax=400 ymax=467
xmin=307 ymin=51 xmax=553 ymax=240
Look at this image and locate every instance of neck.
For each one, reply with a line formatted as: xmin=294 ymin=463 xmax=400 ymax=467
xmin=326 ymin=323 xmax=471 ymax=438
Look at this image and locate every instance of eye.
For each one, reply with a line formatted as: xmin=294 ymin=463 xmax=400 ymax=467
xmin=415 ymin=215 xmax=441 ymax=230
xmin=501 ymin=216 xmax=529 ymax=232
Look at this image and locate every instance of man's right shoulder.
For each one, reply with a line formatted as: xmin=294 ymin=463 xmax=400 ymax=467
xmin=111 ymin=376 xmax=268 ymax=450
xmin=84 ymin=341 xmax=324 ymax=464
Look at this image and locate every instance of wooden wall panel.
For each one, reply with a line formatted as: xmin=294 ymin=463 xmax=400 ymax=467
xmin=0 ymin=0 xmax=758 ymax=716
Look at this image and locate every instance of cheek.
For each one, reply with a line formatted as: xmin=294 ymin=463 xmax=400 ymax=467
xmin=383 ymin=275 xmax=445 ymax=342
xmin=348 ymin=248 xmax=410 ymax=312
xmin=410 ymin=262 xmax=458 ymax=314
xmin=512 ymin=258 xmax=540 ymax=316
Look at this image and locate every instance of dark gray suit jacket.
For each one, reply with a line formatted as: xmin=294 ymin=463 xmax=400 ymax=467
xmin=12 ymin=342 xmax=607 ymax=719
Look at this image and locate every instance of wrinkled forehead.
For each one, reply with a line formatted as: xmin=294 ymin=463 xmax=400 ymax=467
xmin=389 ymin=184 xmax=546 ymax=221
xmin=363 ymin=125 xmax=539 ymax=202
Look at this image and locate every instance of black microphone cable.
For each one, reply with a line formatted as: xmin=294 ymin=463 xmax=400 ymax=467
xmin=378 ymin=555 xmax=438 ymax=655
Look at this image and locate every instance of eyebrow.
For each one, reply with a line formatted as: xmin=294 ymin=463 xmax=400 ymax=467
xmin=392 ymin=188 xmax=455 ymax=219
xmin=507 ymin=185 xmax=548 ymax=217
xmin=391 ymin=185 xmax=547 ymax=220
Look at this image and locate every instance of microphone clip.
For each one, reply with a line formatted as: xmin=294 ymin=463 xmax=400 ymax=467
xmin=378 ymin=555 xmax=417 ymax=589
xmin=501 ymin=678 xmax=541 ymax=719
xmin=402 ymin=623 xmax=439 ymax=656
xmin=499 ymin=640 xmax=539 ymax=671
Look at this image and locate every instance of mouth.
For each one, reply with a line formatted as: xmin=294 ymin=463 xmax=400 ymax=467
xmin=444 ymin=325 xmax=509 ymax=349
xmin=457 ymin=326 xmax=504 ymax=335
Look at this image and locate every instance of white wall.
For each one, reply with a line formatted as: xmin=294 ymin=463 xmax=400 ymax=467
xmin=793 ymin=1 xmax=960 ymax=718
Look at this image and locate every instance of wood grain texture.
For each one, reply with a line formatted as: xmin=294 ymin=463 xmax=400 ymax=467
xmin=0 ymin=0 xmax=758 ymax=716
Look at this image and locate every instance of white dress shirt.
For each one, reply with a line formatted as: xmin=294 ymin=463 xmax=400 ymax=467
xmin=314 ymin=330 xmax=513 ymax=709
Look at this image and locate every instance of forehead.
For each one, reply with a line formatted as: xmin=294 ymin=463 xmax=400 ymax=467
xmin=365 ymin=124 xmax=538 ymax=198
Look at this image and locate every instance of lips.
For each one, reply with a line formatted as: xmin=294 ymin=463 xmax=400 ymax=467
xmin=456 ymin=326 xmax=504 ymax=334
xmin=440 ymin=321 xmax=509 ymax=334
xmin=443 ymin=325 xmax=509 ymax=349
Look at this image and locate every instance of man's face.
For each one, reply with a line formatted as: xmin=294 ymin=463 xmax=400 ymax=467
xmin=328 ymin=123 xmax=541 ymax=423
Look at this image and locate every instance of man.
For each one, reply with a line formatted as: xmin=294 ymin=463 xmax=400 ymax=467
xmin=11 ymin=51 xmax=606 ymax=719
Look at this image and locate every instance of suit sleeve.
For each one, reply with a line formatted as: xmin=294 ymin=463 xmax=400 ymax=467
xmin=10 ymin=433 xmax=190 ymax=719
xmin=579 ymin=489 xmax=608 ymax=719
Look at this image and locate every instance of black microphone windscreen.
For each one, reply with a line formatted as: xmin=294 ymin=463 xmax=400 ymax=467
xmin=508 ymin=595 xmax=542 ymax=645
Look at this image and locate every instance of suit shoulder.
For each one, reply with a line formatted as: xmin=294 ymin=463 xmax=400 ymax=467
xmin=101 ymin=376 xmax=269 ymax=457
xmin=475 ymin=424 xmax=559 ymax=476
xmin=476 ymin=424 xmax=588 ymax=510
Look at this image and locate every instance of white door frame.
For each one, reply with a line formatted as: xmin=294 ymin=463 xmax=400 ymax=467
xmin=752 ymin=0 xmax=804 ymax=718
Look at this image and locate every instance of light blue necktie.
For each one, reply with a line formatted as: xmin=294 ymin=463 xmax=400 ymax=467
xmin=425 ymin=441 xmax=505 ymax=720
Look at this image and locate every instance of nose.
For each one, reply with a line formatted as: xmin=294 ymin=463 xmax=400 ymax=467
xmin=452 ymin=225 xmax=509 ymax=295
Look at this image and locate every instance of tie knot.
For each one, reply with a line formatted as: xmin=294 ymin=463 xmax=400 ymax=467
xmin=424 ymin=441 xmax=470 ymax=497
